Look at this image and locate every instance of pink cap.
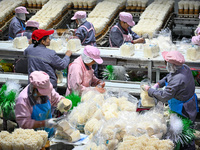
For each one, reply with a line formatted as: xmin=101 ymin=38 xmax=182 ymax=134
xmin=29 ymin=71 xmax=53 ymax=96
xmin=15 ymin=6 xmax=29 ymax=14
xmin=192 ymin=35 xmax=200 ymax=46
xmin=83 ymin=45 xmax=103 ymax=64
xmin=71 ymin=11 xmax=87 ymax=20
xmin=162 ymin=51 xmax=185 ymax=66
xmin=119 ymin=12 xmax=135 ymax=26
xmin=26 ymin=20 xmax=39 ymax=29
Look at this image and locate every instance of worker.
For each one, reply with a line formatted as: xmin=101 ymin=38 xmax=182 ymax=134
xmin=66 ymin=45 xmax=105 ymax=96
xmin=71 ymin=11 xmax=97 ymax=46
xmin=15 ymin=71 xmax=72 ymax=137
xmin=143 ymin=51 xmax=198 ymax=149
xmin=16 ymin=20 xmax=39 ymax=42
xmin=192 ymin=27 xmax=200 ymax=46
xmin=109 ymin=12 xmax=145 ymax=47
xmin=24 ymin=29 xmax=72 ymax=90
xmin=8 ymin=6 xmax=29 ymax=40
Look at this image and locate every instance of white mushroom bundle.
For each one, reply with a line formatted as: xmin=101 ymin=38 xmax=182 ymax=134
xmin=27 ymin=0 xmax=49 ymax=8
xmin=29 ymin=0 xmax=71 ymax=29
xmin=186 ymin=45 xmax=200 ymax=61
xmin=13 ymin=36 xmax=29 ymax=49
xmin=72 ymin=0 xmax=97 ymax=9
xmin=120 ymin=43 xmax=135 ymax=57
xmin=0 ymin=0 xmax=22 ymax=27
xmin=132 ymin=0 xmax=174 ymax=38
xmin=117 ymin=135 xmax=174 ymax=150
xmin=143 ymin=44 xmax=160 ymax=58
xmin=55 ymin=120 xmax=81 ymax=142
xmin=0 ymin=129 xmax=48 ymax=150
xmin=47 ymin=39 xmax=63 ymax=52
xmin=87 ymin=1 xmax=121 ymax=35
xmin=66 ymin=38 xmax=81 ymax=53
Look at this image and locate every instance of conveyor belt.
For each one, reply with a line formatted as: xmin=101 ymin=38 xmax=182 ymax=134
xmin=53 ymin=9 xmax=93 ymax=30
xmin=95 ymin=6 xmax=126 ymax=47
xmin=96 ymin=17 xmax=119 ymax=47
xmin=2 ymin=42 xmax=200 ymax=82
xmin=1 ymin=72 xmax=200 ymax=102
xmin=53 ymin=10 xmax=74 ymax=29
xmin=162 ymin=13 xmax=175 ymax=30
xmin=0 ymin=16 xmax=14 ymax=33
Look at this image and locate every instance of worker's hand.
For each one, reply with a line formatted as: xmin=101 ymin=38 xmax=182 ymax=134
xmin=133 ymin=38 xmax=145 ymax=44
xmin=143 ymin=85 xmax=150 ymax=91
xmin=95 ymin=86 xmax=106 ymax=93
xmin=57 ymin=98 xmax=72 ymax=113
xmin=152 ymin=83 xmax=159 ymax=89
xmin=45 ymin=118 xmax=58 ymax=128
xmin=65 ymin=50 xmax=72 ymax=57
xmin=28 ymin=39 xmax=32 ymax=44
xmin=97 ymin=81 xmax=105 ymax=88
xmin=100 ymin=82 xmax=105 ymax=88
xmin=139 ymin=37 xmax=145 ymax=43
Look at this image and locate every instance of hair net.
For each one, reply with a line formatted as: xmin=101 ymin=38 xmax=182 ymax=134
xmin=16 ymin=13 xmax=26 ymax=21
xmin=81 ymin=53 xmax=93 ymax=64
xmin=166 ymin=62 xmax=182 ymax=73
xmin=77 ymin=18 xmax=86 ymax=26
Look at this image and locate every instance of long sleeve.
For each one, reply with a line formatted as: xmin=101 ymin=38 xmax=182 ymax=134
xmin=12 ymin=22 xmax=23 ymax=36
xmin=109 ymin=29 xmax=124 ymax=47
xmin=158 ymin=74 xmax=170 ymax=88
xmin=50 ymin=53 xmax=70 ymax=70
xmin=148 ymin=70 xmax=192 ymax=102
xmin=75 ymin=27 xmax=87 ymax=43
xmin=192 ymin=35 xmax=200 ymax=46
xmin=91 ymin=73 xmax=100 ymax=86
xmin=130 ymin=29 xmax=140 ymax=40
xmin=15 ymin=97 xmax=35 ymax=129
xmin=148 ymin=80 xmax=179 ymax=103
xmin=48 ymin=89 xmax=64 ymax=107
xmin=67 ymin=63 xmax=89 ymax=94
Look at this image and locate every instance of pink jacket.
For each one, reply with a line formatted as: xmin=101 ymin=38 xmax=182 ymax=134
xmin=66 ymin=56 xmax=100 ymax=95
xmin=15 ymin=85 xmax=63 ymax=129
xmin=192 ymin=35 xmax=200 ymax=46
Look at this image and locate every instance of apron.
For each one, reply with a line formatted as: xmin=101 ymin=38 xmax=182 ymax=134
xmin=109 ymin=25 xmax=133 ymax=47
xmin=165 ymin=81 xmax=199 ymax=120
xmin=9 ymin=20 xmax=26 ymax=40
xmin=31 ymin=100 xmax=54 ymax=137
xmin=78 ymin=22 xmax=96 ymax=46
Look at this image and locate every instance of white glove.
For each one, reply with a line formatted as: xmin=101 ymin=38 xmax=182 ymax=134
xmin=152 ymin=83 xmax=159 ymax=89
xmin=69 ymin=29 xmax=75 ymax=32
xmin=45 ymin=118 xmax=58 ymax=128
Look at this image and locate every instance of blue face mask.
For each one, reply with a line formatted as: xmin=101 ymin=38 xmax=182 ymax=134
xmin=33 ymin=88 xmax=38 ymax=97
xmin=33 ymin=92 xmax=37 ymax=97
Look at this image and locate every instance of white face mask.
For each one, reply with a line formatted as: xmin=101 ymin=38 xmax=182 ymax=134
xmin=81 ymin=53 xmax=93 ymax=64
xmin=77 ymin=18 xmax=86 ymax=26
xmin=166 ymin=62 xmax=177 ymax=73
xmin=16 ymin=13 xmax=26 ymax=21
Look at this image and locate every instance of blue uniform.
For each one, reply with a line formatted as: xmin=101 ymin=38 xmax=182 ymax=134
xmin=24 ymin=44 xmax=70 ymax=89
xmin=75 ymin=21 xmax=97 ymax=46
xmin=109 ymin=22 xmax=140 ymax=47
xmin=8 ymin=17 xmax=26 ymax=39
xmin=148 ymin=64 xmax=198 ymax=121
